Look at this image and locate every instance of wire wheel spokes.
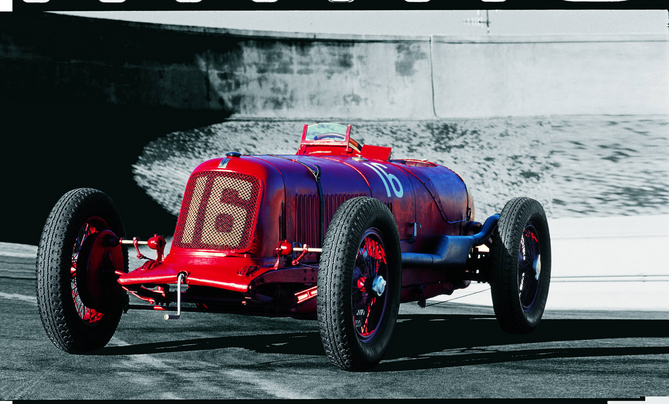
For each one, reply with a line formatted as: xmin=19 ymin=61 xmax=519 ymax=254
xmin=518 ymin=222 xmax=541 ymax=312
xmin=70 ymin=218 xmax=107 ymax=325
xmin=71 ymin=277 xmax=104 ymax=324
xmin=72 ymin=221 xmax=95 ymax=268
xmin=351 ymin=228 xmax=388 ymax=342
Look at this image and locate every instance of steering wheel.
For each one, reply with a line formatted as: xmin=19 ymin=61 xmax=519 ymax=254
xmin=313 ymin=132 xmax=346 ymax=141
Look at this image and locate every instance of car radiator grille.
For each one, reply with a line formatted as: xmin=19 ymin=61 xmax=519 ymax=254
xmin=173 ymin=171 xmax=261 ymax=252
xmin=295 ymin=193 xmax=368 ymax=248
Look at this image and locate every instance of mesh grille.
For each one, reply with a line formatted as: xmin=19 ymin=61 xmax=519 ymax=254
xmin=174 ymin=171 xmax=261 ymax=252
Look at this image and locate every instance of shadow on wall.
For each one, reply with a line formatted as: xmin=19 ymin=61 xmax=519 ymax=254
xmin=0 ymin=13 xmax=236 ymax=244
xmin=1 ymin=102 xmax=230 ymax=245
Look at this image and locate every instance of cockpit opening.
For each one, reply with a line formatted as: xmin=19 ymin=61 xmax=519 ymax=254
xmin=298 ymin=123 xmax=363 ymax=155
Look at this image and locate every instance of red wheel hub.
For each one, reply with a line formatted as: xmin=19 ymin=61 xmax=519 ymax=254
xmin=356 ymin=277 xmax=367 ymax=291
xmin=351 ymin=228 xmax=388 ymax=342
xmin=76 ymin=229 xmax=124 ymax=313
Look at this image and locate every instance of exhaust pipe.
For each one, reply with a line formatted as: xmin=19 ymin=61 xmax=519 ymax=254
xmin=401 ymin=214 xmax=499 ymax=269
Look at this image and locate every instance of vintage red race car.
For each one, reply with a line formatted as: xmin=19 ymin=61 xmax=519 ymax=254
xmin=36 ymin=123 xmax=552 ymax=370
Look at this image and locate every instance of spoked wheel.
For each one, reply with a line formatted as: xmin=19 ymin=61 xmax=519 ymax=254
xmin=36 ymin=188 xmax=128 ymax=352
xmin=518 ymin=222 xmax=543 ymax=312
xmin=72 ymin=219 xmax=108 ymax=325
xmin=490 ymin=197 xmax=551 ymax=334
xmin=318 ymin=197 xmax=401 ymax=371
xmin=352 ymin=228 xmax=390 ymax=343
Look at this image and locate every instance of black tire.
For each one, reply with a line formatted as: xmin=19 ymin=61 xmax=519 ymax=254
xmin=490 ymin=197 xmax=551 ymax=334
xmin=317 ymin=197 xmax=401 ymax=371
xmin=36 ymin=188 xmax=128 ymax=353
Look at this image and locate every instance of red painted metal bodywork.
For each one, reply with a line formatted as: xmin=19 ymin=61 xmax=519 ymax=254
xmin=118 ymin=128 xmax=476 ymax=314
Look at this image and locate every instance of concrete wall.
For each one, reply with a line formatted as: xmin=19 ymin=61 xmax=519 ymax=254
xmin=199 ymin=37 xmax=435 ymax=119
xmin=432 ymin=35 xmax=669 ymax=117
xmin=1 ymin=13 xmax=667 ymax=119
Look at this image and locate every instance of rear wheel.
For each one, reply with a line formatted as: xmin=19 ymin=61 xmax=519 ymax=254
xmin=317 ymin=197 xmax=401 ymax=371
xmin=36 ymin=188 xmax=128 ymax=352
xmin=490 ymin=197 xmax=551 ymax=334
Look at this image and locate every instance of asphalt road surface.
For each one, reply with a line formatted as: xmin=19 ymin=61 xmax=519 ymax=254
xmin=1 ymin=248 xmax=668 ymax=400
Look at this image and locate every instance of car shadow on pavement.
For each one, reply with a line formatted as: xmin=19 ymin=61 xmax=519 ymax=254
xmin=90 ymin=313 xmax=669 ymax=372
xmin=91 ymin=330 xmax=327 ymax=357
xmin=376 ymin=314 xmax=669 ymax=372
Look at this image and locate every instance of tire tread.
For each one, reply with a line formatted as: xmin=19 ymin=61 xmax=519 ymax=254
xmin=317 ymin=197 xmax=400 ymax=371
xmin=490 ymin=197 xmax=551 ymax=334
xmin=36 ymin=188 xmax=126 ymax=353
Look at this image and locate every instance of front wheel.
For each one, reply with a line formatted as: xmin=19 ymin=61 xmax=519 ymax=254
xmin=317 ymin=197 xmax=401 ymax=371
xmin=490 ymin=197 xmax=551 ymax=334
xmin=36 ymin=188 xmax=128 ymax=352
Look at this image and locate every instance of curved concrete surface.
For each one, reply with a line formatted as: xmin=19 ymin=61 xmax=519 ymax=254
xmin=1 ymin=13 xmax=667 ymax=120
xmin=1 ymin=12 xmax=667 ymax=246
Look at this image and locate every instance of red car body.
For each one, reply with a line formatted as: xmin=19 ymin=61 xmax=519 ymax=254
xmin=37 ymin=122 xmax=550 ymax=371
xmin=118 ymin=124 xmax=479 ymax=316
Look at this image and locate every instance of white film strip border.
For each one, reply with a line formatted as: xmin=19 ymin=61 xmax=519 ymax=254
xmin=12 ymin=0 xmax=647 ymax=5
